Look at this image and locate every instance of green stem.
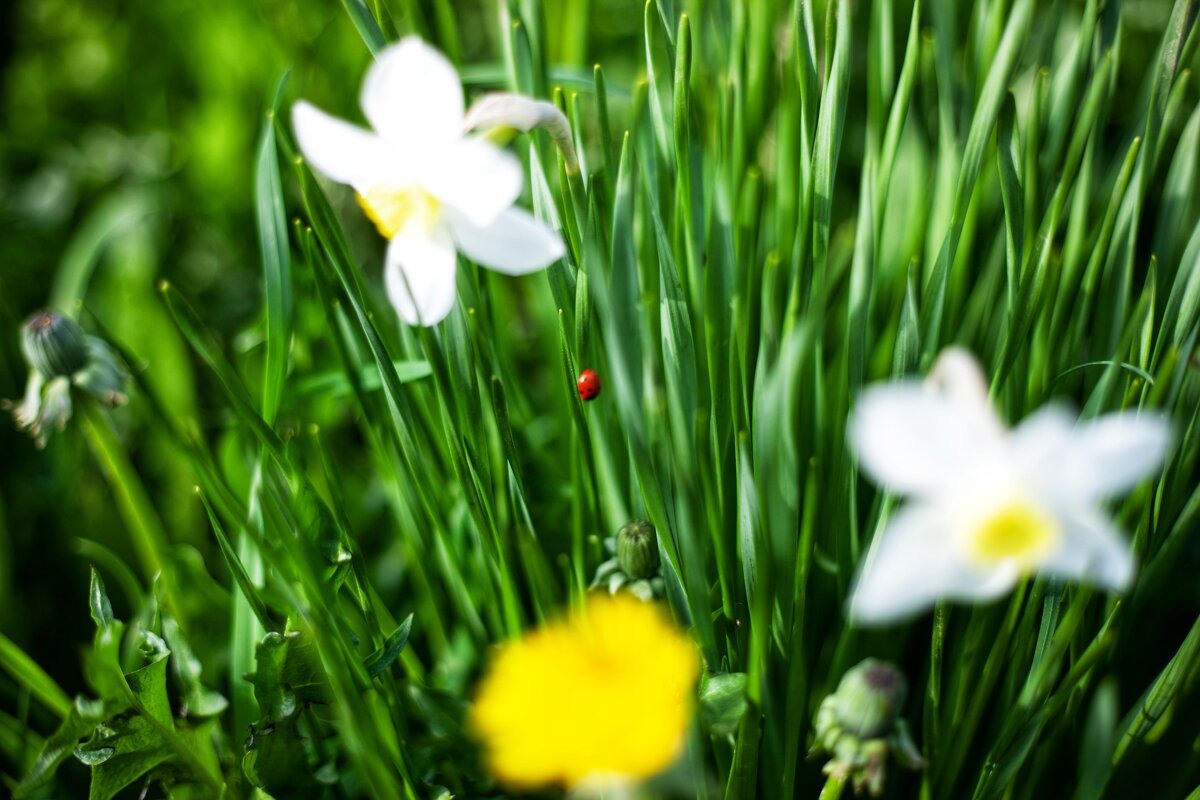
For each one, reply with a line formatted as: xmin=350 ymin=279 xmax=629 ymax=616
xmin=820 ymin=771 xmax=849 ymax=800
xmin=78 ymin=401 xmax=181 ymax=623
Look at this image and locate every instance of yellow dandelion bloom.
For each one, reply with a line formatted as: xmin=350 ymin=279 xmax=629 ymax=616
xmin=471 ymin=594 xmax=700 ymax=790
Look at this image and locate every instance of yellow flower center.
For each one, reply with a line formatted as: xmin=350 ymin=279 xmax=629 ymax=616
xmin=357 ymin=184 xmax=441 ymax=239
xmin=968 ymin=501 xmax=1059 ymax=569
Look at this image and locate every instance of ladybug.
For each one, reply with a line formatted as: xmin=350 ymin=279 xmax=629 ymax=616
xmin=577 ymin=368 xmax=601 ymax=401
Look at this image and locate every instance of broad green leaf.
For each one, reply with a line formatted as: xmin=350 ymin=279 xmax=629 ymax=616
xmin=699 ymin=672 xmax=749 ymax=738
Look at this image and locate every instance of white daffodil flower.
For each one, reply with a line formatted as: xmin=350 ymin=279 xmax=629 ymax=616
xmin=847 ymin=348 xmax=1171 ymax=626
xmin=292 ymin=37 xmax=565 ymax=326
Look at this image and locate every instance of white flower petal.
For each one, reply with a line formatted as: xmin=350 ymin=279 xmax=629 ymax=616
xmin=423 ymin=137 xmax=523 ymax=227
xmin=849 ymin=504 xmax=1017 ymax=626
xmin=850 ymin=384 xmax=1006 ymax=498
xmin=1015 ymin=407 xmax=1171 ymax=504
xmin=449 ymin=206 xmax=564 ymax=275
xmin=1041 ymin=506 xmax=1135 ymax=591
xmin=1068 ymin=413 xmax=1171 ymax=499
xmin=927 ymin=347 xmax=991 ymax=411
xmin=292 ymin=101 xmax=401 ymax=189
xmin=384 ymin=228 xmax=459 ymax=326
xmin=361 ymin=37 xmax=463 ymax=154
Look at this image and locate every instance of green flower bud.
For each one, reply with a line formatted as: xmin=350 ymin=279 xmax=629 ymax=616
xmin=8 ymin=311 xmax=128 ymax=445
xmin=22 ymin=310 xmax=89 ymax=379
xmin=832 ymin=658 xmax=906 ymax=739
xmin=811 ymin=659 xmax=923 ymax=797
xmin=616 ymin=520 xmax=660 ymax=580
xmin=463 ymin=92 xmax=579 ymax=174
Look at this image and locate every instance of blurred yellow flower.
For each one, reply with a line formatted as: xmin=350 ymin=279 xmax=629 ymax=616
xmin=471 ymin=594 xmax=700 ymax=791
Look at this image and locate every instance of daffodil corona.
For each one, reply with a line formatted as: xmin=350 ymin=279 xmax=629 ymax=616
xmin=292 ymin=37 xmax=565 ymax=326
xmin=471 ymin=594 xmax=699 ymax=791
xmin=847 ymin=349 xmax=1170 ymax=625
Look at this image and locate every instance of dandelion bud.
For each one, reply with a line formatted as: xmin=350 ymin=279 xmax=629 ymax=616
xmin=812 ymin=658 xmax=924 ymax=797
xmin=616 ymin=520 xmax=660 ymax=580
xmin=829 ymin=659 xmax=906 ymax=739
xmin=8 ymin=310 xmax=129 ymax=445
xmin=22 ymin=310 xmax=89 ymax=379
xmin=464 ymin=92 xmax=580 ymax=174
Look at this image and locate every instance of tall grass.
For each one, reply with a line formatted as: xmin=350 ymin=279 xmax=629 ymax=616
xmin=3 ymin=0 xmax=1200 ymax=798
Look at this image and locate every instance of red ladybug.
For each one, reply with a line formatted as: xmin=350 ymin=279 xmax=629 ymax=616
xmin=577 ymin=368 xmax=601 ymax=401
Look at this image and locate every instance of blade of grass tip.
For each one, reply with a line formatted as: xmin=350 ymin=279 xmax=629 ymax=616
xmin=704 ymin=187 xmax=736 ymax=502
xmin=735 ymin=438 xmax=760 ymax=621
xmin=847 ymin=156 xmax=876 ymax=396
xmin=1042 ymin=0 xmax=1100 ymax=173
xmin=258 ymin=73 xmax=292 ymax=427
xmin=996 ymin=93 xmax=1023 ymax=315
xmin=866 ymin=0 xmax=894 ymax=152
xmin=1152 ymin=103 xmax=1200 ymax=287
xmin=341 ymin=0 xmax=387 ymax=56
xmin=650 ymin=179 xmax=698 ymax=478
xmin=1021 ymin=69 xmax=1047 ymax=251
xmin=673 ymin=14 xmax=700 ymax=299
xmin=0 ymin=633 xmax=72 ymax=720
xmin=607 ymin=133 xmax=647 ymax=410
xmin=892 ymin=260 xmax=922 ymax=376
xmin=504 ymin=14 xmax=537 ymax=97
xmin=1161 ymin=222 xmax=1200 ymax=360
xmin=920 ymin=0 xmax=1034 ymax=361
xmin=807 ymin=0 xmax=851 ymax=321
xmin=71 ymin=537 xmax=145 ymax=612
xmin=1068 ymin=138 xmax=1142 ymax=350
xmin=515 ymin=0 xmax=550 ymax=95
xmin=643 ymin=0 xmax=672 ymax=159
xmin=594 ymin=65 xmax=616 ymax=179
xmin=875 ymin=0 xmax=922 ymax=227
xmin=195 ymin=489 xmax=273 ymax=632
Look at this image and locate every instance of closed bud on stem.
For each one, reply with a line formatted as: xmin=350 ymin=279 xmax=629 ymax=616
xmin=812 ymin=658 xmax=924 ymax=797
xmin=464 ymin=93 xmax=580 ymax=174
xmin=22 ymin=310 xmax=89 ymax=379
xmin=616 ymin=520 xmax=659 ymax=580
xmin=8 ymin=309 xmax=129 ymax=446
xmin=832 ymin=659 xmax=906 ymax=739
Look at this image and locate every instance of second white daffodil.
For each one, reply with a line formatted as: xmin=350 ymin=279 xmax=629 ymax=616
xmin=293 ymin=37 xmax=565 ymax=326
xmin=848 ymin=349 xmax=1170 ymax=625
